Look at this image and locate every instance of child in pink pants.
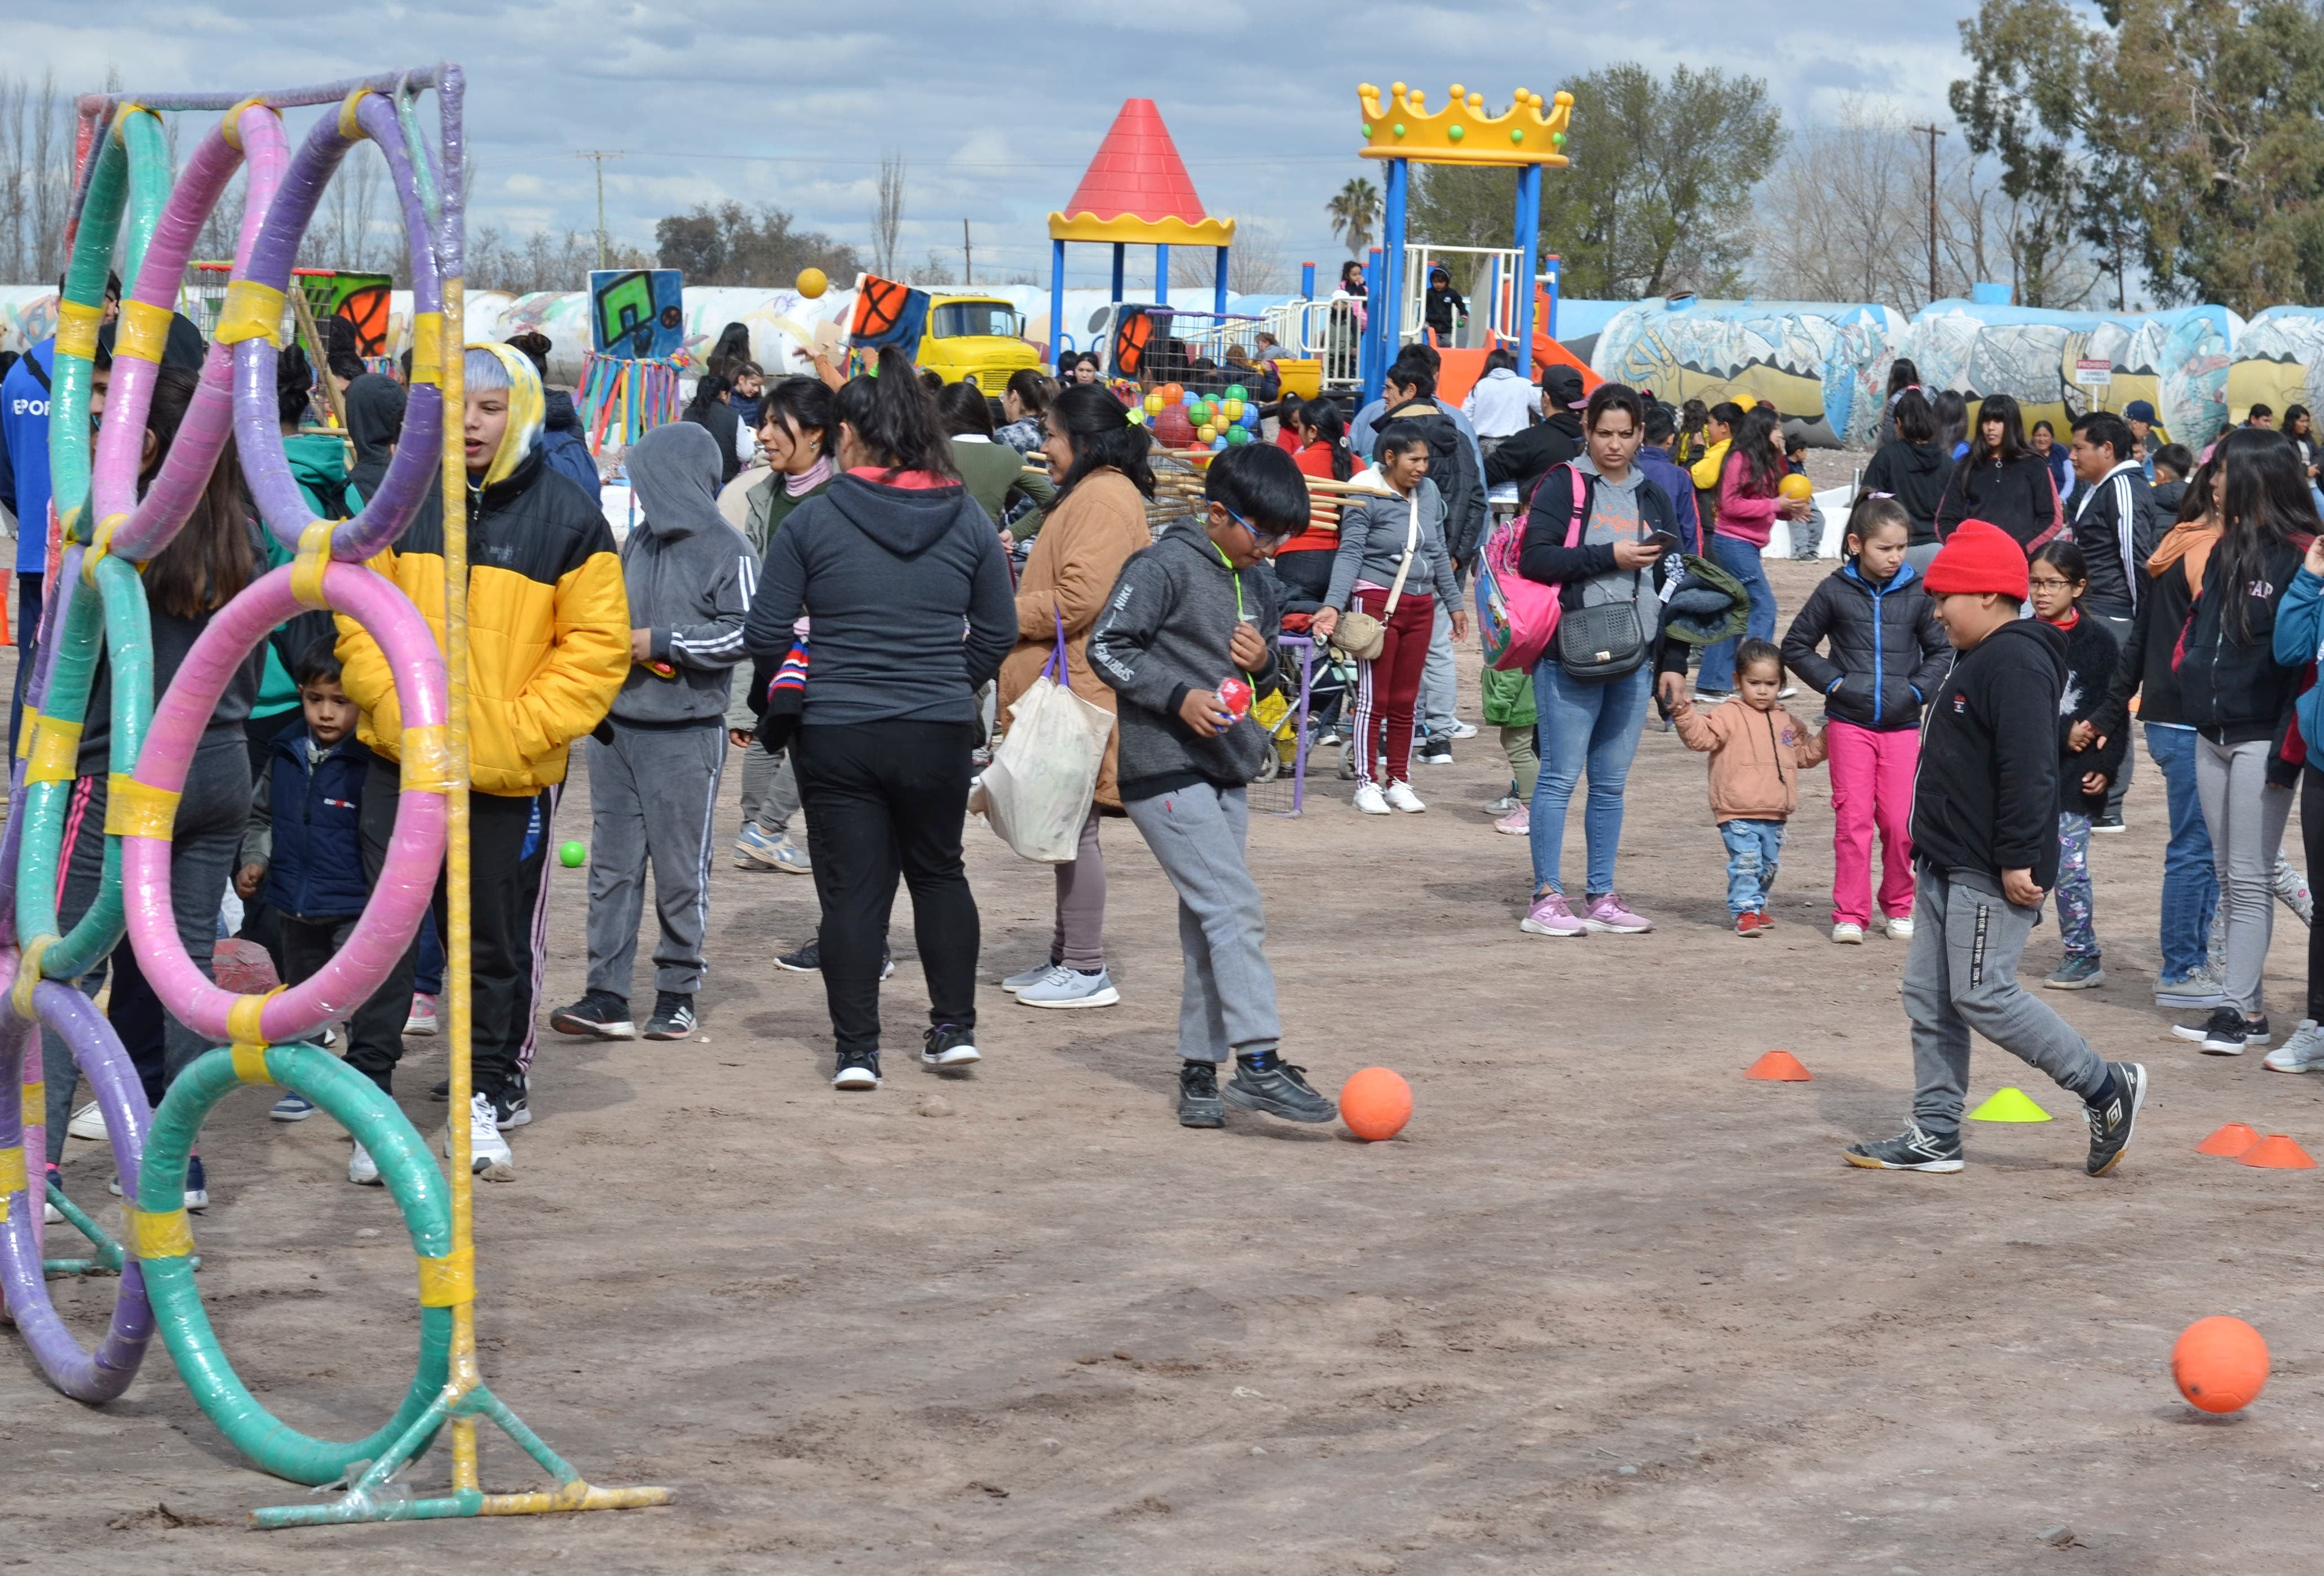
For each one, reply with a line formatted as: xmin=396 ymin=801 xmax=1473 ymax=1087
xmin=1778 ymin=498 xmax=1952 ymax=942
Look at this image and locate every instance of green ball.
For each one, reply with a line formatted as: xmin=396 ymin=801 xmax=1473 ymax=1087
xmin=1361 ymin=122 xmax=1373 ymax=138
xmin=1552 ymin=131 xmax=1566 ymax=149
xmin=1392 ymin=122 xmax=1407 ymax=138
xmin=1447 ymin=124 xmax=1464 ymax=142
xmin=1226 ymin=426 xmax=1251 ymax=445
xmin=1225 ymin=383 xmax=1248 ymax=403
xmin=558 ymin=840 xmax=587 ymax=868
xmin=1510 ymin=129 xmax=1526 ymax=144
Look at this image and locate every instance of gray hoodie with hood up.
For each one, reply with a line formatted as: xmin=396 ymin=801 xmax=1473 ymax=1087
xmin=611 ymin=422 xmax=756 ymax=728
xmin=1090 ymin=516 xmax=1283 ymax=798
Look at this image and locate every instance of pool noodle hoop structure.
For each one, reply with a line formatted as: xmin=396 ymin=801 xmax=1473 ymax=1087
xmin=0 ymin=64 xmax=668 ymax=1529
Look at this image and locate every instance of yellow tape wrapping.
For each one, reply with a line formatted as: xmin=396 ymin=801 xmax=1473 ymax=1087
xmin=114 ymin=298 xmax=172 ymax=365
xmin=16 ymin=707 xmax=36 ymax=760
xmin=229 ymin=1043 xmax=273 ymax=1086
xmin=127 ymin=1206 xmax=195 ymax=1261
xmin=410 ymin=311 xmax=443 ymax=386
xmin=0 ymin=1146 xmax=24 ymax=1196
xmin=83 ymin=512 xmax=130 ymax=583
xmin=291 ymin=519 xmax=334 ymax=609
xmin=219 ymin=96 xmax=267 ymax=151
xmin=109 ymin=102 xmax=149 ymax=144
xmin=21 ymin=1081 xmax=43 ymax=1114
xmin=105 ymin=776 xmax=181 ymax=838
xmin=401 ymin=724 xmax=457 ymax=793
xmin=54 ymin=299 xmax=102 ymax=361
xmin=11 ymin=936 xmax=55 ymax=1020
xmin=417 ymin=1246 xmax=475 ymax=1307
xmin=214 ymin=279 xmax=286 ymax=348
xmin=24 ymin=719 xmax=82 ymax=786
xmin=338 ymin=90 xmax=375 ymax=142
xmin=225 ymin=988 xmax=281 ymax=1050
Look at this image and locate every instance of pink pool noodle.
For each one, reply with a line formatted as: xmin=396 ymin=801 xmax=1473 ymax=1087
xmin=123 ymin=564 xmax=446 ymax=1044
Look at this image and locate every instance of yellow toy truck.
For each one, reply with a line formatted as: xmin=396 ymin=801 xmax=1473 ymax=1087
xmin=917 ymin=296 xmax=1041 ymax=394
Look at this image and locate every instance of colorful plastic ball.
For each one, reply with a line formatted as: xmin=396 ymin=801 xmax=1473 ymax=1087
xmin=558 ymin=840 xmax=587 ymax=869
xmin=1210 ymin=436 xmax=1229 ymax=452
xmin=796 ymin=267 xmax=828 ymax=299
xmin=1197 ymin=423 xmax=1217 ymax=443
xmin=1226 ymin=426 xmax=1250 ymax=446
xmin=2173 ymin=1316 xmax=2270 ymax=1413
xmin=1339 ymin=1068 xmax=1413 ymax=1141
xmin=1778 ymin=473 xmax=1815 ymax=503
xmin=1225 ymin=383 xmax=1248 ymax=404
xmin=1161 ymin=382 xmax=1185 ymax=405
xmin=1222 ymin=399 xmax=1243 ymax=421
xmin=1145 ymin=392 xmax=1164 ymax=414
xmin=1240 ymin=405 xmax=1261 ymax=428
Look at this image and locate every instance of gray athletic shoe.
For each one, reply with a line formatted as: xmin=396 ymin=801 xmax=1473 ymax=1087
xmin=2155 ymin=967 xmax=2225 ymax=1009
xmin=1177 ymin=1060 xmax=1224 ymax=1127
xmin=1015 ymin=965 xmax=1120 ymax=1010
xmin=1222 ymin=1058 xmax=1336 ymax=1123
xmin=1001 ymin=958 xmax=1060 ymax=993
xmin=2044 ymin=955 xmax=2105 ymax=990
xmin=2084 ymin=1062 xmax=2146 ymax=1177
xmin=1843 ymin=1125 xmax=1964 ymax=1173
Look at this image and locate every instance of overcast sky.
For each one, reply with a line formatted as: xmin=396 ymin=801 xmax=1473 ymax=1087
xmin=15 ymin=3 xmax=1975 ymax=290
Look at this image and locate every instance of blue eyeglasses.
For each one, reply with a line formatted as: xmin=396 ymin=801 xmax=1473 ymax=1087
xmin=1223 ymin=504 xmax=1296 ymax=548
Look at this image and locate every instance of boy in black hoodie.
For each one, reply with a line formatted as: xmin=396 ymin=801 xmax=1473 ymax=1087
xmin=1844 ymin=521 xmax=2147 ymax=1177
xmin=1090 ymin=444 xmax=1336 ymax=1131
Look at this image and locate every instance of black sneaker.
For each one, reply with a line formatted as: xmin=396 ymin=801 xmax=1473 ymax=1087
xmin=832 ymin=1053 xmax=882 ymax=1091
xmin=2084 ymin=1061 xmax=2147 ymax=1176
xmin=1222 ymin=1057 xmax=1336 ymax=1123
xmin=1416 ymin=737 xmax=1454 ymax=766
xmin=2173 ymin=1006 xmax=2267 ymax=1054
xmin=642 ymin=990 xmax=696 ymax=1041
xmin=1177 ymin=1060 xmax=1223 ymax=1127
xmin=500 ymin=1078 xmax=532 ymax=1129
xmin=921 ymin=1022 xmax=980 ymax=1069
xmin=1843 ymin=1125 xmax=1964 ymax=1172
xmin=549 ymin=989 xmax=635 ymax=1041
xmin=777 ymin=939 xmax=895 ymax=980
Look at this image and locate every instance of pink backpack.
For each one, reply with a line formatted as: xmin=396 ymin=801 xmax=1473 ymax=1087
xmin=1474 ymin=465 xmax=1586 ymax=672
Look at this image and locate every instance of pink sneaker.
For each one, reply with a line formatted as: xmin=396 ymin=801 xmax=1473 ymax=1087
xmin=1583 ymin=892 xmax=1653 ymax=933
xmin=1520 ymin=889 xmax=1586 ymax=937
xmin=1493 ymin=804 xmax=1530 ymax=836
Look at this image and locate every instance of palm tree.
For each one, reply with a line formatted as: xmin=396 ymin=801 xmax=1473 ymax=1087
xmin=1327 ymin=177 xmax=1381 ymax=258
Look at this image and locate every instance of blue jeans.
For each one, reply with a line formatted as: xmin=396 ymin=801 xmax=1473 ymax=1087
xmin=1720 ymin=817 xmax=1786 ymax=915
xmin=1695 ymin=534 xmax=1777 ymax=693
xmin=1528 ymin=659 xmax=1652 ymax=896
xmin=2145 ymin=723 xmax=2219 ymax=979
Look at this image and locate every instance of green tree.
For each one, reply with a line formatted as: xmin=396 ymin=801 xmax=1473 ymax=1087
xmin=1403 ymin=66 xmax=1782 ymax=299
xmin=1326 ymin=177 xmax=1381 ymax=257
xmin=1949 ymin=0 xmax=2104 ymax=307
xmin=653 ymin=202 xmax=860 ymax=287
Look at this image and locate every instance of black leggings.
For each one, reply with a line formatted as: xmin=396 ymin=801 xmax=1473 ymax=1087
xmin=2304 ymin=767 xmax=2324 ymax=1022
xmin=793 ymin=721 xmax=979 ymax=1060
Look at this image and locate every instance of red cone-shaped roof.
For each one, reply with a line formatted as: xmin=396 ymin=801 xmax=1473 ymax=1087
xmin=1063 ymin=99 xmax=1210 ymax=225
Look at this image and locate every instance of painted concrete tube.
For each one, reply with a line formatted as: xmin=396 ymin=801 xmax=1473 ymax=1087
xmin=123 ymin=564 xmax=447 ymax=1045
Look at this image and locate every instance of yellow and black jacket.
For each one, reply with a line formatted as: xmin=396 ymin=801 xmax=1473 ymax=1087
xmin=337 ymin=442 xmax=629 ymax=798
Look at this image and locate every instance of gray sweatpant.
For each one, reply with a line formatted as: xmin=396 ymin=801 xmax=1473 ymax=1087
xmin=1422 ymin=596 xmax=1458 ymax=735
xmin=1051 ymin=809 xmax=1107 ymax=971
xmin=1905 ymin=862 xmax=2111 ymax=1137
xmin=585 ymin=723 xmax=727 ymax=998
xmin=737 ymin=735 xmax=800 ymax=836
xmin=1123 ymin=781 xmax=1279 ymax=1064
xmin=2195 ymin=736 xmax=2292 ymax=1016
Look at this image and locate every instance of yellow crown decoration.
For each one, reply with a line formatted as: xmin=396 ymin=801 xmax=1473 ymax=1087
xmin=1358 ymin=83 xmax=1574 ymax=167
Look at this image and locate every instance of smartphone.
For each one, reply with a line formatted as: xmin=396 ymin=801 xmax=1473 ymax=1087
xmin=1642 ymin=530 xmax=1680 ymax=553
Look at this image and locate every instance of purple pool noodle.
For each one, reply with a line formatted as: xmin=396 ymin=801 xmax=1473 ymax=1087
xmin=123 ymin=565 xmax=445 ymax=1043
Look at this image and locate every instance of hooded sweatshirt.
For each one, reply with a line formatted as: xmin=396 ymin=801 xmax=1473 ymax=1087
xmin=1463 ymin=366 xmax=1536 ymax=438
xmin=1089 ymin=516 xmax=1283 ymax=798
xmin=1859 ymin=439 xmax=1951 ymax=547
xmin=538 ymin=386 xmax=602 ymax=503
xmin=1323 ymin=468 xmax=1460 ymax=612
xmin=342 ymin=372 xmax=405 ymax=509
xmin=611 ymin=422 xmax=755 ymax=728
xmin=1911 ymin=617 xmax=2068 ymax=889
xmin=743 ymin=470 xmax=1014 ymax=727
xmin=1672 ymin=699 xmax=1827 ymax=821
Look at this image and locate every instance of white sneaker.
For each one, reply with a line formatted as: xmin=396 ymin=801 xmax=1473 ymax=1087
xmin=1832 ymin=923 xmax=1865 ymax=945
xmin=1446 ymin=719 xmax=1479 ymax=740
xmin=1778 ymin=685 xmax=1799 ymax=700
xmin=348 ymin=1142 xmax=382 ymax=1186
xmin=1384 ymin=781 xmax=1426 ymax=813
xmin=2265 ymin=1019 xmax=2324 ymax=1073
xmin=66 ymin=1101 xmax=107 ymax=1141
xmin=404 ymin=993 xmax=440 ymax=1036
xmin=1014 ymin=964 xmax=1121 ymax=1009
xmin=1353 ymin=783 xmax=1391 ymax=815
xmin=1885 ymin=915 xmax=1915 ymax=941
xmin=1001 ymin=959 xmax=1060 ymax=993
xmin=447 ymin=1093 xmax=514 ymax=1181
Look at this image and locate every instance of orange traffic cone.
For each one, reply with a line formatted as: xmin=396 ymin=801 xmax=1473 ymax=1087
xmin=1744 ymin=1050 xmax=1812 ymax=1082
xmin=2196 ymin=1122 xmax=2260 ymax=1157
xmin=2237 ymin=1134 xmax=2317 ymax=1170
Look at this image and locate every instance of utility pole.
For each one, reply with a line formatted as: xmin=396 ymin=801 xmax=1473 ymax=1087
xmin=1910 ymin=123 xmax=1948 ymax=306
xmin=577 ymin=150 xmax=624 ymax=271
xmin=962 ymin=218 xmax=972 ymax=285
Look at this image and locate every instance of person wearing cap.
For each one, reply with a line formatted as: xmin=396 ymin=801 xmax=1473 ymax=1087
xmin=2123 ymin=399 xmax=2166 ymax=480
xmin=1843 ymin=519 xmax=2148 ymax=1178
xmin=1483 ymin=364 xmax=1587 ymax=499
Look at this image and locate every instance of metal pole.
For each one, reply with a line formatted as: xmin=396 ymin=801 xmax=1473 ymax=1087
xmin=1372 ymin=158 xmax=1408 ymax=402
xmin=1301 ymin=260 xmax=1315 ymax=299
xmin=962 ymin=217 xmax=971 ymax=285
xmin=1049 ymin=238 xmax=1064 ymax=368
xmin=1212 ymin=245 xmax=1227 ymax=318
xmin=1156 ymin=244 xmax=1169 ymax=302
xmin=1513 ymin=165 xmax=1541 ymax=383
xmin=576 ymin=150 xmax=622 ymax=272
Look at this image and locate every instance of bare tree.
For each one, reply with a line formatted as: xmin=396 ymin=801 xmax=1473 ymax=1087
xmin=871 ymin=152 xmax=905 ymax=278
xmin=914 ymin=247 xmax=956 ymax=287
xmin=1170 ymin=222 xmax=1287 ymax=294
xmin=306 ymin=142 xmax=387 ymax=273
xmin=0 ymin=72 xmax=74 ymax=286
xmin=1755 ymin=100 xmax=1929 ymax=308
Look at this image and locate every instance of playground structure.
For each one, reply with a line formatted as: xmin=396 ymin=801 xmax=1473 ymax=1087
xmin=0 ymin=66 xmax=666 ymax=1529
xmin=1045 ymin=99 xmax=1236 ymax=375
xmin=1355 ymin=83 xmax=1574 ymax=402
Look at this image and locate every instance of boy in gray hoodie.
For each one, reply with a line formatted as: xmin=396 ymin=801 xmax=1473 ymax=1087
xmin=1090 ymin=443 xmax=1338 ymax=1130
xmin=550 ymin=422 xmax=755 ymax=1043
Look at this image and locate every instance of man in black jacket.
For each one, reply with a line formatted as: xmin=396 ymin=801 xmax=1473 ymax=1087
xmin=2066 ymin=409 xmax=2157 ymax=827
xmin=1484 ymin=365 xmax=1586 ymax=501
xmin=1845 ymin=520 xmax=2146 ymax=1178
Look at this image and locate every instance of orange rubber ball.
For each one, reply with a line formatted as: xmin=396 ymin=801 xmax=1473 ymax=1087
xmin=2173 ymin=1316 xmax=2270 ymax=1413
xmin=1778 ymin=472 xmax=1814 ymax=502
xmin=1339 ymin=1068 xmax=1412 ymax=1141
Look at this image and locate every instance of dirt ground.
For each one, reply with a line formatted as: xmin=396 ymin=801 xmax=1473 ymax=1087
xmin=6 ymin=557 xmax=2324 ymax=1574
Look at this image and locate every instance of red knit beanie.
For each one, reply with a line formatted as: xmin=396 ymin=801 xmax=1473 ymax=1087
xmin=1923 ymin=519 xmax=2029 ymax=600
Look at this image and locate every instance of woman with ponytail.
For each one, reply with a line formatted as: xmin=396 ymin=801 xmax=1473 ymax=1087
xmin=744 ymin=348 xmax=1015 ymax=1088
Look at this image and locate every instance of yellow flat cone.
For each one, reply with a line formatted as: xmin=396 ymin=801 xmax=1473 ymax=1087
xmin=1969 ymin=1086 xmax=2052 ymax=1123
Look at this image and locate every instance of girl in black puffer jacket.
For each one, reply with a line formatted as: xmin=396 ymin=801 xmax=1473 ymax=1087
xmin=1933 ymin=392 xmax=2061 ymax=548
xmin=1780 ymin=497 xmax=1952 ymax=941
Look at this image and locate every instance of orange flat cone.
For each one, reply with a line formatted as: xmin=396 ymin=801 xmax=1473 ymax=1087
xmin=2237 ymin=1134 xmax=2317 ymax=1170
xmin=1744 ymin=1050 xmax=1812 ymax=1082
xmin=2197 ymin=1122 xmax=2260 ymax=1157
